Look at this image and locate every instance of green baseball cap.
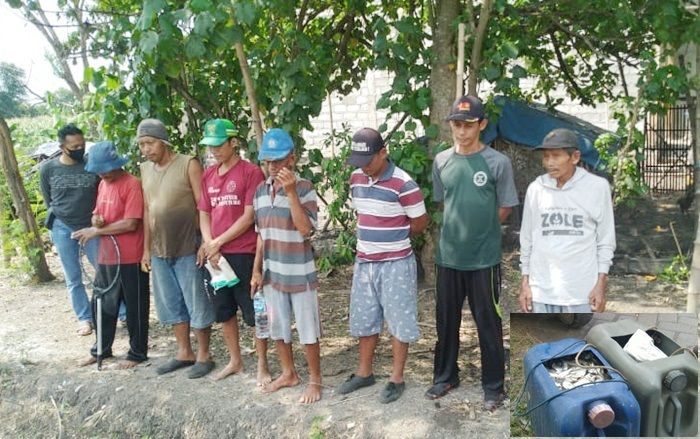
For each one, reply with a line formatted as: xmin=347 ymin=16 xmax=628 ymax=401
xmin=199 ymin=119 xmax=239 ymax=146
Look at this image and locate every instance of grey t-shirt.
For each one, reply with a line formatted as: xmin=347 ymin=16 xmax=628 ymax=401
xmin=39 ymin=158 xmax=99 ymax=229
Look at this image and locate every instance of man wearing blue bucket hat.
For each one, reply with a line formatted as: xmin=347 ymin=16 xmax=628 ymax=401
xmin=250 ymin=128 xmax=323 ymax=404
xmin=73 ymin=141 xmax=150 ymax=369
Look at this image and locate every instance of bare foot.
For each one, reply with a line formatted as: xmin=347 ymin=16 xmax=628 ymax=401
xmin=77 ymin=356 xmax=97 ymax=367
xmin=211 ymin=361 xmax=243 ymax=381
xmin=109 ymin=359 xmax=140 ymax=370
xmin=257 ymin=368 xmax=272 ymax=387
xmin=299 ymin=382 xmax=322 ymax=404
xmin=262 ymin=373 xmax=300 ymax=394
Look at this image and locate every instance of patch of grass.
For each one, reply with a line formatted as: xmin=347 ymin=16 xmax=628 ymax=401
xmin=308 ymin=415 xmax=326 ymax=439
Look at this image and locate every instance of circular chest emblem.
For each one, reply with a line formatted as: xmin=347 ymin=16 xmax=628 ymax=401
xmin=473 ymin=171 xmax=488 ymax=187
xmin=226 ymin=181 xmax=237 ymax=193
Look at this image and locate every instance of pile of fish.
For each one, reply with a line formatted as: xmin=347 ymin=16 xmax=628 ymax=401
xmin=546 ymin=354 xmax=610 ymax=390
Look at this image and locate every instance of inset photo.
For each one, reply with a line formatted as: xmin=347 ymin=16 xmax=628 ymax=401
xmin=510 ymin=313 xmax=698 ymax=437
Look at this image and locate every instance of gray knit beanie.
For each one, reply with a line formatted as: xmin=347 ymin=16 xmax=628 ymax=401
xmin=137 ymin=119 xmax=169 ymax=142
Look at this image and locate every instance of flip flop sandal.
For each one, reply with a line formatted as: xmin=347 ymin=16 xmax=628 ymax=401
xmin=425 ymin=382 xmax=459 ymax=400
xmin=76 ymin=321 xmax=93 ymax=336
xmin=156 ymin=358 xmax=195 ymax=375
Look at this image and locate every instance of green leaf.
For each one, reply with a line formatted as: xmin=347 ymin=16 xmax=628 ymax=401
xmin=189 ymin=0 xmax=212 ymax=13
xmin=185 ymin=36 xmax=206 ymax=59
xmin=484 ymin=65 xmax=501 ymax=81
xmin=425 ymin=124 xmax=439 ymax=139
xmin=511 ymin=65 xmax=527 ymax=79
xmin=234 ymin=1 xmax=256 ymax=25
xmin=106 ymin=76 xmax=119 ymax=91
xmin=194 ymin=12 xmax=215 ymax=36
xmin=83 ymin=67 xmax=94 ymax=84
xmin=164 ymin=63 xmax=181 ymax=78
xmin=140 ymin=31 xmax=159 ymax=54
xmin=502 ymin=41 xmax=519 ymax=59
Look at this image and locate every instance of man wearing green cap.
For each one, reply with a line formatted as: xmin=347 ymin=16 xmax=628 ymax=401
xmin=197 ymin=119 xmax=270 ymax=383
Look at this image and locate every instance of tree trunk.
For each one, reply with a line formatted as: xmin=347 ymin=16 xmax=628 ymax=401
xmin=0 ymin=117 xmax=54 ymax=282
xmin=467 ymin=0 xmax=493 ymax=95
xmin=687 ymin=46 xmax=700 ymax=313
xmin=428 ymin=0 xmax=460 ymax=145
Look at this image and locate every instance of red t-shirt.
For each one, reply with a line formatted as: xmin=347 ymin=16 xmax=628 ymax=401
xmin=198 ymin=159 xmax=265 ymax=255
xmin=93 ymin=173 xmax=144 ymax=264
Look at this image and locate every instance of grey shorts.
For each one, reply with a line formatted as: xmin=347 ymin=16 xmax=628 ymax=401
xmin=349 ymin=255 xmax=420 ymax=343
xmin=532 ymin=302 xmax=592 ymax=313
xmin=263 ymin=285 xmax=322 ymax=345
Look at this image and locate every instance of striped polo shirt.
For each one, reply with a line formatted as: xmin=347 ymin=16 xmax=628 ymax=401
xmin=350 ymin=161 xmax=426 ymax=262
xmin=253 ymin=176 xmax=319 ymax=293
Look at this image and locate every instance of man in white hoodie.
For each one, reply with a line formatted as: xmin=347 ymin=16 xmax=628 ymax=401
xmin=519 ymin=128 xmax=616 ymax=313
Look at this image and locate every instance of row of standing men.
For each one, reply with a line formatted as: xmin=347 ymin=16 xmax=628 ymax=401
xmin=40 ymin=94 xmax=615 ymax=409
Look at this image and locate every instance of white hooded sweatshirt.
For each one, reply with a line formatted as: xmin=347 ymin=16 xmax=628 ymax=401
xmin=519 ymin=167 xmax=616 ymax=306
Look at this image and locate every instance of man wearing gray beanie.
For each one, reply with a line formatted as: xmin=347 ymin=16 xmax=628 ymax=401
xmin=137 ymin=118 xmax=216 ymax=379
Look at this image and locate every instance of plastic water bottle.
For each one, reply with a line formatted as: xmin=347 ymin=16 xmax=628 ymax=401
xmin=253 ymin=291 xmax=269 ymax=339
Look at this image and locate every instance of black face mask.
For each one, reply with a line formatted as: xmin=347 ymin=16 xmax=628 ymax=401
xmin=66 ymin=148 xmax=85 ymax=162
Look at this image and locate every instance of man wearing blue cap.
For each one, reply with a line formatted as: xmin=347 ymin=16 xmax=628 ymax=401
xmin=197 ymin=119 xmax=270 ymax=383
xmin=73 ymin=141 xmax=149 ymax=369
xmin=251 ymin=128 xmax=323 ymax=404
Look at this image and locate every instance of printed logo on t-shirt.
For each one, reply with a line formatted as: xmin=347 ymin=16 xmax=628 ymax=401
xmin=473 ymin=171 xmax=487 ymax=187
xmin=226 ymin=181 xmax=237 ymax=193
xmin=541 ymin=208 xmax=584 ymax=236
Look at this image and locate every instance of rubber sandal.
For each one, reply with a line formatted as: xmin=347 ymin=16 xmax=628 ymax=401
xmin=378 ymin=381 xmax=405 ymax=404
xmin=76 ymin=321 xmax=93 ymax=336
xmin=337 ymin=373 xmax=376 ymax=395
xmin=484 ymin=392 xmax=506 ymax=411
xmin=156 ymin=359 xmax=195 ymax=375
xmin=425 ymin=382 xmax=459 ymax=400
xmin=187 ymin=361 xmax=215 ymax=379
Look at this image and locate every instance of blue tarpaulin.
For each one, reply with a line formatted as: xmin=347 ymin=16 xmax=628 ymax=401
xmin=481 ymin=95 xmax=615 ymax=169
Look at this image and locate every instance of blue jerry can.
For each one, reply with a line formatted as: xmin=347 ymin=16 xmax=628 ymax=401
xmin=523 ymin=338 xmax=641 ymax=437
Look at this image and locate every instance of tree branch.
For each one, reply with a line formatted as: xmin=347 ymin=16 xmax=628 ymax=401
xmin=617 ymin=57 xmax=629 ymax=98
xmin=548 ymin=31 xmax=591 ymax=105
xmin=383 ymin=113 xmax=410 ymax=144
xmin=468 ymin=0 xmax=493 ymax=95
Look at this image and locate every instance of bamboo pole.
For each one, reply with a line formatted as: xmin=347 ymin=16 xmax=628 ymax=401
xmin=456 ymin=23 xmax=465 ymax=99
xmin=234 ymin=42 xmax=264 ymax=148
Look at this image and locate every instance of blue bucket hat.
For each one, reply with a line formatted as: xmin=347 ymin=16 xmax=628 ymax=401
xmin=259 ymin=128 xmax=294 ymax=160
xmin=85 ymin=141 xmax=129 ymax=174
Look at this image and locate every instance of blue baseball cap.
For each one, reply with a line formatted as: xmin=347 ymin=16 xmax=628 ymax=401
xmin=259 ymin=128 xmax=294 ymax=160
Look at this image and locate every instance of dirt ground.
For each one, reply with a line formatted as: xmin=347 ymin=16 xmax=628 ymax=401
xmin=0 ymin=257 xmax=510 ymax=439
xmin=0 ymin=195 xmax=693 ymax=438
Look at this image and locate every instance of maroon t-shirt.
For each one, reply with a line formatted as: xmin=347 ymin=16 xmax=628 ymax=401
xmin=197 ymin=159 xmax=265 ymax=255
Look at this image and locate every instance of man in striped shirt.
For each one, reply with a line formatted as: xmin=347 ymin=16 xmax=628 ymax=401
xmin=337 ymin=128 xmax=429 ymax=404
xmin=251 ymin=128 xmax=323 ymax=404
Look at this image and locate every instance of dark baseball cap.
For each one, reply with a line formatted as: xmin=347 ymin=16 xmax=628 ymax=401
xmin=446 ymin=95 xmax=485 ymax=122
xmin=536 ymin=128 xmax=580 ymax=150
xmin=346 ymin=128 xmax=385 ymax=168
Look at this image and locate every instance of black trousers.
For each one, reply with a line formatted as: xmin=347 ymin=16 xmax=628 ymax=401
xmin=90 ymin=263 xmax=150 ymax=362
xmin=432 ymin=264 xmax=504 ymax=397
